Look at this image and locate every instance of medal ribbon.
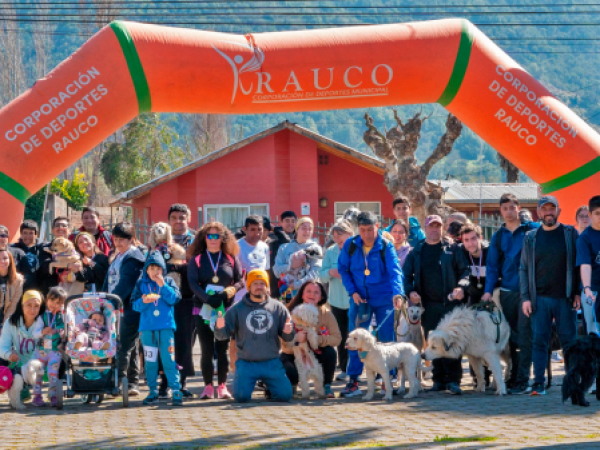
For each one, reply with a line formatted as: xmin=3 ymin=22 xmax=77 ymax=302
xmin=208 ymin=251 xmax=222 ymax=280
xmin=469 ymin=252 xmax=482 ymax=285
xmin=363 ymin=247 xmax=369 ymax=275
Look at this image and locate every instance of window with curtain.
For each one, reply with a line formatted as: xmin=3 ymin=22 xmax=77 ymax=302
xmin=203 ymin=204 xmax=270 ymax=231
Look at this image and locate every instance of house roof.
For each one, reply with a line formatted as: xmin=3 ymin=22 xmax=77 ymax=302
xmin=440 ymin=180 xmax=540 ymax=204
xmin=110 ymin=121 xmax=384 ymax=205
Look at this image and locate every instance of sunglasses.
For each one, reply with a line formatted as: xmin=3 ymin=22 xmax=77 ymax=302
xmin=0 ymin=234 xmax=7 ymax=239
xmin=207 ymin=234 xmax=222 ymax=240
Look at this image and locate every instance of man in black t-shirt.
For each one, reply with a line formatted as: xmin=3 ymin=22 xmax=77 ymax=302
xmin=403 ymin=215 xmax=470 ymax=395
xmin=520 ymin=195 xmax=580 ymax=396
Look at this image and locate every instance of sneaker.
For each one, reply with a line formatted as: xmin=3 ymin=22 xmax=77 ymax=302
xmin=530 ymin=382 xmax=546 ymax=396
xmin=200 ymin=385 xmax=214 ymax=399
xmin=181 ymin=389 xmax=194 ymax=399
xmin=374 ymin=374 xmax=383 ymax=387
xmin=20 ymin=387 xmax=31 ymax=402
xmin=128 ymin=384 xmax=140 ymax=396
xmin=509 ymin=384 xmax=532 ymax=395
xmin=217 ymin=384 xmax=232 ymax=399
xmin=391 ymin=376 xmax=398 ymax=385
xmin=256 ymin=381 xmax=267 ymax=391
xmin=158 ymin=388 xmax=172 ymax=399
xmin=50 ymin=396 xmax=58 ymax=407
xmin=340 ymin=380 xmax=362 ymax=398
xmin=551 ymin=351 xmax=564 ymax=363
xmin=446 ymin=382 xmax=462 ymax=395
xmin=172 ymin=390 xmax=183 ymax=406
xmin=335 ymin=371 xmax=348 ymax=382
xmin=324 ymin=384 xmax=335 ymax=399
xmin=426 ymin=382 xmax=446 ymax=392
xmin=32 ymin=394 xmax=46 ymax=407
xmin=143 ymin=393 xmax=159 ymax=405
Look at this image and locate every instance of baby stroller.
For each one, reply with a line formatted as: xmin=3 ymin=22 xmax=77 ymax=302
xmin=57 ymin=292 xmax=128 ymax=409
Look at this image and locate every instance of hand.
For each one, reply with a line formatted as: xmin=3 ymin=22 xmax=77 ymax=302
xmin=283 ymin=316 xmax=293 ymax=334
xmin=353 ymin=293 xmax=366 ymax=305
xmin=573 ymin=295 xmax=581 ymax=310
xmin=481 ymin=292 xmax=493 ymax=302
xmin=68 ymin=261 xmax=82 ymax=273
xmin=296 ymin=330 xmax=307 ymax=343
xmin=207 ymin=291 xmax=228 ymax=309
xmin=224 ymin=287 xmax=236 ymax=299
xmin=393 ymin=295 xmax=404 ymax=310
xmin=42 ymin=327 xmax=54 ymax=336
xmin=142 ymin=294 xmax=154 ymax=304
xmin=149 ymin=271 xmax=165 ymax=287
xmin=522 ymin=300 xmax=532 ymax=317
xmin=291 ymin=252 xmax=307 ymax=269
xmin=585 ymin=288 xmax=597 ymax=303
xmin=216 ymin=311 xmax=225 ymax=329
xmin=82 ymin=256 xmax=92 ymax=266
xmin=8 ymin=352 xmax=19 ymax=363
xmin=451 ymin=288 xmax=464 ymax=301
xmin=409 ymin=292 xmax=421 ymax=304
xmin=329 ymin=268 xmax=341 ymax=279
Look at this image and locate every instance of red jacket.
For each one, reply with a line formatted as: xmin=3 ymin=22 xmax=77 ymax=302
xmin=69 ymin=225 xmax=113 ymax=256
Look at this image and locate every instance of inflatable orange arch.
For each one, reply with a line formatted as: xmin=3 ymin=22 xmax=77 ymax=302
xmin=1 ymin=18 xmax=598 ymax=235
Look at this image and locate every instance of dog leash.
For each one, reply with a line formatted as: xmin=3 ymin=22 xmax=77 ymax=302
xmin=372 ymin=308 xmax=395 ymax=337
xmin=470 ymin=300 xmax=502 ymax=344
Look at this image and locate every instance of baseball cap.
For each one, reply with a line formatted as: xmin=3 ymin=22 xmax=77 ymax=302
xmin=425 ymin=215 xmax=443 ymax=226
xmin=538 ymin=195 xmax=559 ymax=208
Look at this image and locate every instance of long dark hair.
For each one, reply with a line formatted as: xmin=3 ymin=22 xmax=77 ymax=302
xmin=287 ymin=280 xmax=328 ymax=311
xmin=187 ymin=221 xmax=239 ymax=259
xmin=9 ymin=294 xmax=43 ymax=327
xmin=0 ymin=247 xmax=18 ymax=284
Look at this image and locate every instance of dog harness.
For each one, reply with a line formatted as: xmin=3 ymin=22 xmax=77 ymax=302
xmin=470 ymin=300 xmax=503 ymax=344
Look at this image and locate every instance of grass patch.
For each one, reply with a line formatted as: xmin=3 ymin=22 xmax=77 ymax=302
xmin=434 ymin=435 xmax=498 ymax=443
xmin=585 ymin=434 xmax=600 ymax=439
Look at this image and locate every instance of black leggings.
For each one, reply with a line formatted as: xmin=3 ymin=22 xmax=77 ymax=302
xmin=330 ymin=305 xmax=349 ymax=372
xmin=280 ymin=346 xmax=337 ymax=386
xmin=196 ymin=316 xmax=229 ymax=386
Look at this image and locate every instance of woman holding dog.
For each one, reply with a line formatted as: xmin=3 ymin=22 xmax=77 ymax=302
xmin=0 ymin=248 xmax=24 ymax=327
xmin=280 ymin=280 xmax=341 ymax=398
xmin=70 ymin=232 xmax=109 ymax=293
xmin=188 ymin=222 xmax=244 ymax=400
xmin=389 ymin=219 xmax=412 ymax=268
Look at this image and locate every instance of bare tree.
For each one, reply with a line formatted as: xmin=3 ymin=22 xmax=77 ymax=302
xmin=497 ymin=154 xmax=520 ymax=183
xmin=363 ymin=108 xmax=463 ymax=223
xmin=185 ymin=114 xmax=231 ymax=158
xmin=0 ymin=5 xmax=27 ymax=107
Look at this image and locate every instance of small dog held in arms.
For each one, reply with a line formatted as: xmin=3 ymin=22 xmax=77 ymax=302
xmin=165 ymin=243 xmax=187 ymax=288
xmin=561 ymin=334 xmax=600 ymax=407
xmin=147 ymin=222 xmax=173 ymax=250
xmin=422 ymin=304 xmax=511 ymax=395
xmin=2 ymin=360 xmax=44 ymax=410
xmin=45 ymin=237 xmax=80 ymax=274
xmin=346 ymin=328 xmax=422 ymax=401
xmin=289 ymin=303 xmax=325 ymax=399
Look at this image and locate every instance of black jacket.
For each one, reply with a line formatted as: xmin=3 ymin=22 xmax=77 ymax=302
xmin=11 ymin=239 xmax=46 ymax=292
xmin=187 ymin=252 xmax=244 ymax=310
xmin=267 ymin=227 xmax=294 ymax=297
xmin=74 ymin=253 xmax=109 ymax=293
xmin=519 ymin=224 xmax=579 ymax=312
xmin=403 ymin=240 xmax=470 ymax=305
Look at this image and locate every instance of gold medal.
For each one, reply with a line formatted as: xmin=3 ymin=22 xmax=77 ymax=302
xmin=212 ymin=276 xmax=219 ymax=283
xmin=364 ymin=269 xmax=370 ymax=276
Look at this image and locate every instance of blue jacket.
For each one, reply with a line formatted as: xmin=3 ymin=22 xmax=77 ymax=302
xmin=132 ymin=251 xmax=181 ymax=332
xmin=484 ymin=221 xmax=540 ymax=294
xmin=338 ymin=234 xmax=404 ymax=307
xmin=384 ymin=217 xmax=425 ymax=248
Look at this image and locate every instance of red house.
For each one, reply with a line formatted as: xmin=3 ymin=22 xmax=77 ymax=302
xmin=111 ymin=121 xmax=396 ymax=230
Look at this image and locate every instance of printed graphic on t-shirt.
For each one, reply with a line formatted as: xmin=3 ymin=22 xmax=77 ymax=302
xmin=245 ymin=310 xmax=273 ymax=334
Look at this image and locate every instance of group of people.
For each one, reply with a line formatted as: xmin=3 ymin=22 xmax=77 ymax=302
xmin=1 ymin=192 xmax=600 ymax=407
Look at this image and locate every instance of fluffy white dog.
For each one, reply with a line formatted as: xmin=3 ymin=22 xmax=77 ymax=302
xmin=422 ymin=304 xmax=511 ymax=395
xmin=6 ymin=359 xmax=44 ymax=410
xmin=346 ymin=328 xmax=421 ymax=401
xmin=290 ymin=303 xmax=325 ymax=399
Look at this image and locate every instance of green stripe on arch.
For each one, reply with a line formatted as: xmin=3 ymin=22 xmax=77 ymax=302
xmin=540 ymin=156 xmax=600 ymax=194
xmin=0 ymin=172 xmax=31 ymax=205
xmin=437 ymin=19 xmax=474 ymax=107
xmin=110 ymin=21 xmax=152 ymax=113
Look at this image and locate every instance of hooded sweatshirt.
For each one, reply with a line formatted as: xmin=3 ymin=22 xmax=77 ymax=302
xmin=214 ymin=294 xmax=294 ymax=362
xmin=0 ymin=317 xmax=37 ymax=365
xmin=132 ymin=251 xmax=181 ymax=332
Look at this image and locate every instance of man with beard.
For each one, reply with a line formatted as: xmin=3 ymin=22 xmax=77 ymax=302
xmin=520 ymin=195 xmax=580 ymax=396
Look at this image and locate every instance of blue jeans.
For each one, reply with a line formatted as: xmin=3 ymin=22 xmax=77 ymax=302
xmin=233 ymin=358 xmax=292 ymax=403
xmin=347 ymin=299 xmax=395 ymax=379
xmin=140 ymin=329 xmax=181 ymax=395
xmin=531 ymin=296 xmax=577 ymax=385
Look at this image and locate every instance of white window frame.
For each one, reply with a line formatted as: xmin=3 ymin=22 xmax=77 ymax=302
xmin=203 ymin=203 xmax=270 ymax=229
xmin=334 ymin=201 xmax=381 ymax=219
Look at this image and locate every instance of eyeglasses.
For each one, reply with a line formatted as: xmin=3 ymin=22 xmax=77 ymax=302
xmin=207 ymin=234 xmax=222 ymax=240
xmin=54 ymin=223 xmax=69 ymax=228
xmin=0 ymin=234 xmax=7 ymax=239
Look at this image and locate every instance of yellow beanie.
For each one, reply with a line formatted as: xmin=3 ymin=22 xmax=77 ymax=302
xmin=22 ymin=290 xmax=42 ymax=304
xmin=295 ymin=216 xmax=314 ymax=232
xmin=246 ymin=269 xmax=270 ymax=290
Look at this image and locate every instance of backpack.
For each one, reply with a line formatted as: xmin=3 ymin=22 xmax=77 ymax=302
xmin=347 ymin=236 xmax=390 ymax=270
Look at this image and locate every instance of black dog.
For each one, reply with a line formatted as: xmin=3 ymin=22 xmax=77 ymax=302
xmin=561 ymin=334 xmax=600 ymax=407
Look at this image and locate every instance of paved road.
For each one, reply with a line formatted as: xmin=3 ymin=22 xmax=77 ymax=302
xmin=1 ymin=356 xmax=599 ymax=450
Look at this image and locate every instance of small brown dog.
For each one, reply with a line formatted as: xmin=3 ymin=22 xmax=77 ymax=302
xmin=166 ymin=243 xmax=186 ymax=288
xmin=45 ymin=237 xmax=80 ymax=273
